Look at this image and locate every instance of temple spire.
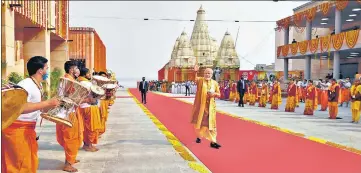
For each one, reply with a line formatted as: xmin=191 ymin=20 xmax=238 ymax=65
xmin=191 ymin=5 xmax=214 ymax=66
xmin=216 ymin=31 xmax=240 ymax=68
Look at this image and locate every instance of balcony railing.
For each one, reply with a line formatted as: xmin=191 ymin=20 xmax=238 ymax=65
xmin=277 ymin=29 xmax=360 ymax=58
xmin=5 ymin=0 xmax=69 ymax=39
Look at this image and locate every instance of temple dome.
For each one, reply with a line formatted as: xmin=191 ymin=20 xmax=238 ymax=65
xmin=169 ymin=31 xmax=196 ymax=67
xmin=216 ymin=31 xmax=240 ymax=68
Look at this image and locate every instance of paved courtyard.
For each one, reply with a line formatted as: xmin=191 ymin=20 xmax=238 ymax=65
xmin=154 ymin=92 xmax=361 ymax=151
xmin=36 ymin=89 xmax=198 ymax=173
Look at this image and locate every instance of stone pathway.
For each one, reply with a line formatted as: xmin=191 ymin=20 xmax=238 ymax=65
xmin=154 ymin=92 xmax=361 ymax=151
xmin=36 ymin=89 xmax=198 ymax=173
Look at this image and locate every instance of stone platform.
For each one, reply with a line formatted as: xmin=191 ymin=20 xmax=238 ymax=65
xmin=154 ymin=92 xmax=361 ymax=151
xmin=36 ymin=89 xmax=198 ymax=173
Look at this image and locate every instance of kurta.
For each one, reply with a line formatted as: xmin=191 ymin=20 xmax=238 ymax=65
xmin=79 ymin=106 xmax=102 ymax=145
xmin=249 ymin=84 xmax=258 ymax=106
xmin=295 ymin=86 xmax=300 ymax=107
xmin=271 ymin=82 xmax=281 ymax=109
xmin=2 ymin=121 xmax=38 ymax=173
xmin=351 ymin=85 xmax=361 ymax=123
xmin=223 ymin=81 xmax=230 ymax=100
xmin=191 ymin=77 xmax=220 ymax=142
xmin=229 ymin=83 xmax=237 ymax=102
xmin=77 ymin=76 xmax=101 ymax=145
xmin=303 ymin=85 xmax=317 ymax=115
xmin=328 ymin=84 xmax=340 ymax=119
xmin=56 ymin=73 xmax=84 ymax=165
xmin=258 ymin=84 xmax=268 ymax=107
xmin=220 ymin=84 xmax=225 ymax=100
xmin=99 ymin=99 xmax=110 ymax=135
xmin=285 ymin=83 xmax=297 ymax=112
xmin=320 ymin=89 xmax=328 ymax=111
xmin=340 ymin=87 xmax=351 ymax=104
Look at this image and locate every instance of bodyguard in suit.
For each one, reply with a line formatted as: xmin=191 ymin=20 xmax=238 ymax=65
xmin=237 ymin=77 xmax=248 ymax=107
xmin=139 ymin=77 xmax=149 ymax=104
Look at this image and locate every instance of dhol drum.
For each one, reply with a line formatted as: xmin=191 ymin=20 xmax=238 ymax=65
xmin=79 ymin=79 xmax=105 ymax=100
xmin=102 ymin=83 xmax=117 ymax=100
xmin=1 ymin=82 xmax=28 ymax=130
xmin=92 ymin=75 xmax=110 ymax=87
xmin=90 ymin=85 xmax=105 ymax=99
xmin=41 ymin=77 xmax=89 ymax=127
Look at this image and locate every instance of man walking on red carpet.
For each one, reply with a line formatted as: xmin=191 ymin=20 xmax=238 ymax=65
xmin=191 ymin=64 xmax=222 ymax=149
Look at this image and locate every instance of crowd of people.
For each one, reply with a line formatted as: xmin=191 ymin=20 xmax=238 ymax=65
xmin=2 ymin=56 xmax=117 ymax=172
xmin=155 ymin=74 xmax=358 ymax=124
xmin=205 ymin=77 xmax=358 ymax=123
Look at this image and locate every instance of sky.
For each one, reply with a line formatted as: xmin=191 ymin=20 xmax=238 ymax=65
xmin=69 ymin=1 xmax=307 ymax=81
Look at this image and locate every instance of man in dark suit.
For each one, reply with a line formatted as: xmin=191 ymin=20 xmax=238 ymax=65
xmin=138 ymin=77 xmax=148 ymax=104
xmin=237 ymin=77 xmax=247 ymax=107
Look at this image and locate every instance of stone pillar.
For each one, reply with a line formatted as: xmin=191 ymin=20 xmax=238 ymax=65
xmin=23 ymin=29 xmax=51 ymax=96
xmin=333 ymin=9 xmax=342 ymax=79
xmin=284 ymin=26 xmax=289 ymax=82
xmin=305 ymin=20 xmax=312 ymax=80
xmin=50 ymin=40 xmax=68 ymax=73
xmin=1 ymin=5 xmax=16 ymax=78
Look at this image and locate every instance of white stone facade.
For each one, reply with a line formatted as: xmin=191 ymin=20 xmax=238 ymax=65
xmin=168 ymin=5 xmax=240 ymax=69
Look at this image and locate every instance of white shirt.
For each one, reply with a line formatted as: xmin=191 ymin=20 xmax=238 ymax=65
xmin=17 ymin=78 xmax=42 ymax=122
xmin=344 ymin=81 xmax=351 ymax=88
xmin=79 ymin=80 xmax=92 ymax=108
xmin=142 ymin=81 xmax=146 ymax=89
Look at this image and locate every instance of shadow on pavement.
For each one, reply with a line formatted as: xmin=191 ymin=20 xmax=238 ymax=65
xmin=38 ymin=158 xmax=63 ymax=170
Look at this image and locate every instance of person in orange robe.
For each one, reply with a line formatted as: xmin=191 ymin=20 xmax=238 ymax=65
xmin=219 ymin=82 xmax=225 ymax=100
xmin=229 ymin=80 xmax=237 ymax=102
xmin=258 ymin=81 xmax=268 ymax=107
xmin=301 ymin=79 xmax=308 ymax=103
xmin=191 ymin=65 xmax=221 ymax=149
xmin=296 ymin=80 xmax=302 ymax=105
xmin=339 ymin=77 xmax=352 ymax=107
xmin=351 ymin=79 xmax=361 ymax=123
xmin=303 ymin=80 xmax=317 ymax=115
xmin=77 ymin=67 xmax=102 ymax=152
xmin=268 ymin=82 xmax=273 ymax=104
xmin=249 ymin=81 xmax=258 ymax=106
xmin=295 ymin=84 xmax=300 ymax=107
xmin=56 ymin=60 xmax=85 ymax=172
xmin=271 ymin=79 xmax=281 ymax=109
xmin=328 ymin=79 xmax=340 ymax=119
xmin=319 ymin=80 xmax=330 ymax=111
xmin=2 ymin=56 xmax=60 ymax=173
xmin=285 ymin=79 xmax=297 ymax=112
xmin=97 ymin=71 xmax=111 ymax=136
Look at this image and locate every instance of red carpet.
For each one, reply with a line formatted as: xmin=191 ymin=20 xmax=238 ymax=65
xmin=129 ymin=89 xmax=361 ymax=173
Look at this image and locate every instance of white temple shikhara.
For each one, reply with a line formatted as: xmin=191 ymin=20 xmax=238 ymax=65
xmin=167 ymin=5 xmax=240 ymax=69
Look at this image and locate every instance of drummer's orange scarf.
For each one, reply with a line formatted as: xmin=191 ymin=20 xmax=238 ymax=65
xmin=55 ymin=73 xmax=84 ymax=164
xmin=77 ymin=76 xmax=89 ymax=82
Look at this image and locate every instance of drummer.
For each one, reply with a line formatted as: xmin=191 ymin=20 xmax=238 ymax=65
xmin=77 ymin=67 xmax=102 ymax=152
xmin=97 ymin=71 xmax=111 ymax=136
xmin=56 ymin=60 xmax=83 ymax=172
xmin=2 ymin=56 xmax=60 ymax=173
